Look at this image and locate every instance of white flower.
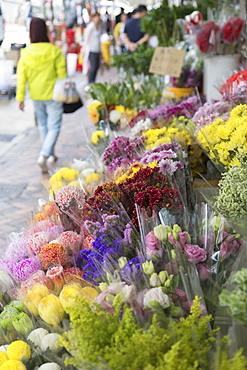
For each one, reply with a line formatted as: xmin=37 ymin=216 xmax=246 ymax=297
xmin=143 ymin=287 xmax=171 ymax=310
xmin=109 ymin=110 xmax=122 ymax=124
xmin=132 ymin=118 xmax=152 ymax=136
xmin=27 ymin=328 xmax=49 ymax=348
xmin=41 ymin=333 xmax=61 ymax=353
xmin=71 ymin=159 xmax=92 ymax=172
xmin=80 ymin=168 xmax=95 ymax=179
xmin=37 ymin=363 xmax=61 ymax=370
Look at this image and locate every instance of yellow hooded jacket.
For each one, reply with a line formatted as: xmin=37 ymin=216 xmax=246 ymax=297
xmin=16 ymin=42 xmax=67 ymax=102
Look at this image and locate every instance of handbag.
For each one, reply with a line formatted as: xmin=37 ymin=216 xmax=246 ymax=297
xmin=63 ymin=98 xmax=83 ymax=114
xmin=53 ymin=78 xmax=83 ymax=114
xmin=53 ymin=78 xmax=81 ymax=104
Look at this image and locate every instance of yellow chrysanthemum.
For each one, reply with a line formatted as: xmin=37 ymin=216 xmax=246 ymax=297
xmin=61 ymin=169 xmax=80 ymax=182
xmin=116 ymin=164 xmax=141 ymax=184
xmin=6 ymin=341 xmax=31 ymax=362
xmin=85 ymin=173 xmax=101 ymax=184
xmin=50 ymin=180 xmax=64 ymax=194
xmin=68 ymin=180 xmax=80 ymax=187
xmin=230 ymin=104 xmax=247 ymax=118
xmin=0 ymin=360 xmax=26 ymax=370
xmin=115 ymin=105 xmax=125 ymax=113
xmin=91 ymin=130 xmax=106 ymax=145
xmin=49 ymin=172 xmax=63 ymax=184
xmin=88 ymin=102 xmax=102 ymax=123
xmin=0 ymin=351 xmax=8 ymax=366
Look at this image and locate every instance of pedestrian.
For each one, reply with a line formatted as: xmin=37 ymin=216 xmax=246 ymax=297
xmin=113 ymin=12 xmax=128 ymax=54
xmin=115 ymin=7 xmax=124 ymax=25
xmin=82 ymin=12 xmax=103 ymax=88
xmin=16 ymin=17 xmax=67 ymax=174
xmin=122 ymin=5 xmax=149 ymax=52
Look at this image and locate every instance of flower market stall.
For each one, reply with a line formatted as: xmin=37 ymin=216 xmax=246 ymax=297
xmin=1 ymin=2 xmax=247 ymax=369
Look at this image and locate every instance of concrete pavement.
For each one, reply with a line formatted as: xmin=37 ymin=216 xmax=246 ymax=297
xmin=0 ymin=67 xmax=118 ymax=248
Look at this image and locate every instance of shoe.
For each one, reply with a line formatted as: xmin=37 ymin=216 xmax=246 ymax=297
xmin=47 ymin=155 xmax=58 ymax=164
xmin=37 ymin=155 xmax=48 ymax=173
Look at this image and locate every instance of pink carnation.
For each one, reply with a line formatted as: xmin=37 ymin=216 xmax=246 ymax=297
xmin=184 ymin=244 xmax=207 ymax=263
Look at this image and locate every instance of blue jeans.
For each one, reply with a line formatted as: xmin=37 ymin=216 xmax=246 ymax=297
xmin=33 ymin=100 xmax=63 ymax=158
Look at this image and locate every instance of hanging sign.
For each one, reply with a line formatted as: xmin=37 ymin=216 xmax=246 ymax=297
xmin=149 ymin=47 xmax=186 ymax=77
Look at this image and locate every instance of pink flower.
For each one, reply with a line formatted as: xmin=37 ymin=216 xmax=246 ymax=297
xmin=145 ymin=231 xmax=162 ymax=260
xmin=172 ymin=289 xmax=187 ymax=303
xmin=95 ymin=282 xmax=136 ymax=310
xmin=197 ymin=264 xmax=211 ymax=281
xmin=168 ymin=232 xmax=189 ymax=250
xmin=184 ymin=244 xmax=207 ymax=263
xmin=219 ymin=232 xmax=243 ymax=259
xmin=164 ymin=261 xmax=179 ymax=275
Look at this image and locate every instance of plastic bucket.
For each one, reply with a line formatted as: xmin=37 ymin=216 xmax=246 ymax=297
xmin=67 ymin=53 xmax=78 ymax=77
xmin=0 ymin=60 xmax=14 ymax=89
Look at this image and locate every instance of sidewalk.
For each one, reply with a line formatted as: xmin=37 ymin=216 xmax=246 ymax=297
xmin=0 ymin=67 xmax=118 ymax=247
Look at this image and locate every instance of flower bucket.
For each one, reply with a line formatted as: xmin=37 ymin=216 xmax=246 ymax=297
xmin=166 ymin=86 xmax=195 ymax=99
xmin=203 ymin=54 xmax=240 ymax=101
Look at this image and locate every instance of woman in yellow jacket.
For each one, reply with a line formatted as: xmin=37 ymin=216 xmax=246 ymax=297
xmin=16 ymin=17 xmax=67 ymax=173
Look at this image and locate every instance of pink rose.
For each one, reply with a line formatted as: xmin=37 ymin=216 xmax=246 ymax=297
xmin=219 ymin=232 xmax=243 ymax=259
xmin=197 ymin=264 xmax=211 ymax=281
xmin=184 ymin=244 xmax=207 ymax=263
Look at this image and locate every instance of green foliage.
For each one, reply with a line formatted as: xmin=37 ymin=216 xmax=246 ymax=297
xmin=112 ymin=44 xmax=154 ymax=76
xmin=59 ymin=296 xmax=247 ymax=370
xmin=87 ymin=76 xmax=162 ymax=111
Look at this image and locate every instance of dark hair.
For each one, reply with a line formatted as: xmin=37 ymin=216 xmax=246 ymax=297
xmin=91 ymin=12 xmax=100 ymax=18
xmin=30 ymin=17 xmax=49 ymax=43
xmin=136 ymin=5 xmax=147 ymax=13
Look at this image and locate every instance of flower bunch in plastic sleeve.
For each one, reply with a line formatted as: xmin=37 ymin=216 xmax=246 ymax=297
xmin=196 ymin=104 xmax=247 ymax=169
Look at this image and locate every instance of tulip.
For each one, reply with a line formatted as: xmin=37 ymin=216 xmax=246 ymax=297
xmin=81 ymin=287 xmax=99 ymax=302
xmin=38 ymin=294 xmax=65 ymax=327
xmin=28 ymin=284 xmax=50 ymax=298
xmin=12 ymin=313 xmax=33 ymax=336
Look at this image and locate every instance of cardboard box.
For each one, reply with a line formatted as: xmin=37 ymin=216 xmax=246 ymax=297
xmin=5 ymin=50 xmax=20 ymax=68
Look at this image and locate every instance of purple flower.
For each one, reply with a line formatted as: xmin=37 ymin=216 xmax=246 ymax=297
xmin=47 ymin=225 xmax=64 ymax=240
xmin=11 ymin=258 xmax=41 ymax=281
xmin=120 ymin=256 xmax=145 ymax=284
xmin=159 ymin=159 xmax=184 ymax=175
xmin=4 ymin=237 xmax=29 ymax=262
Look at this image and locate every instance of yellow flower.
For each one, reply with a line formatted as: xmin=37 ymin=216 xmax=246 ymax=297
xmin=28 ymin=284 xmax=50 ymax=298
xmin=0 ymin=351 xmax=8 ymax=366
xmin=24 ymin=292 xmax=44 ymax=316
xmin=61 ymin=169 xmax=79 ymax=182
xmin=33 ymin=213 xmax=48 ymax=222
xmin=6 ymin=340 xmax=31 ymax=362
xmin=59 ymin=283 xmax=84 ymax=310
xmin=49 ymin=173 xmax=63 ymax=184
xmin=0 ymin=360 xmax=26 ymax=370
xmin=81 ymin=287 xmax=99 ymax=301
xmin=88 ymin=102 xmax=102 ymax=123
xmin=91 ymin=130 xmax=106 ymax=145
xmin=38 ymin=294 xmax=65 ymax=326
xmin=50 ymin=181 xmax=64 ymax=194
xmin=230 ymin=104 xmax=247 ymax=118
xmin=85 ymin=173 xmax=101 ymax=185
xmin=68 ymin=180 xmax=80 ymax=187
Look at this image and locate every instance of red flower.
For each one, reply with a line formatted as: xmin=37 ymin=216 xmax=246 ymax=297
xmin=221 ymin=17 xmax=244 ymax=43
xmin=196 ymin=21 xmax=220 ymax=53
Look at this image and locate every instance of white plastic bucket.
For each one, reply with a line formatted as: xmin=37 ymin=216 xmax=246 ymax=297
xmin=67 ymin=53 xmax=78 ymax=77
xmin=0 ymin=60 xmax=14 ymax=89
xmin=203 ymin=54 xmax=240 ymax=101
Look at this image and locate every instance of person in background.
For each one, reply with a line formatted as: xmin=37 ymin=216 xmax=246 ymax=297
xmin=16 ymin=17 xmax=67 ymax=174
xmin=113 ymin=12 xmax=128 ymax=54
xmin=104 ymin=11 xmax=111 ymax=34
xmin=122 ymin=4 xmax=149 ymax=52
xmin=115 ymin=7 xmax=124 ymax=25
xmin=82 ymin=12 xmax=103 ymax=88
